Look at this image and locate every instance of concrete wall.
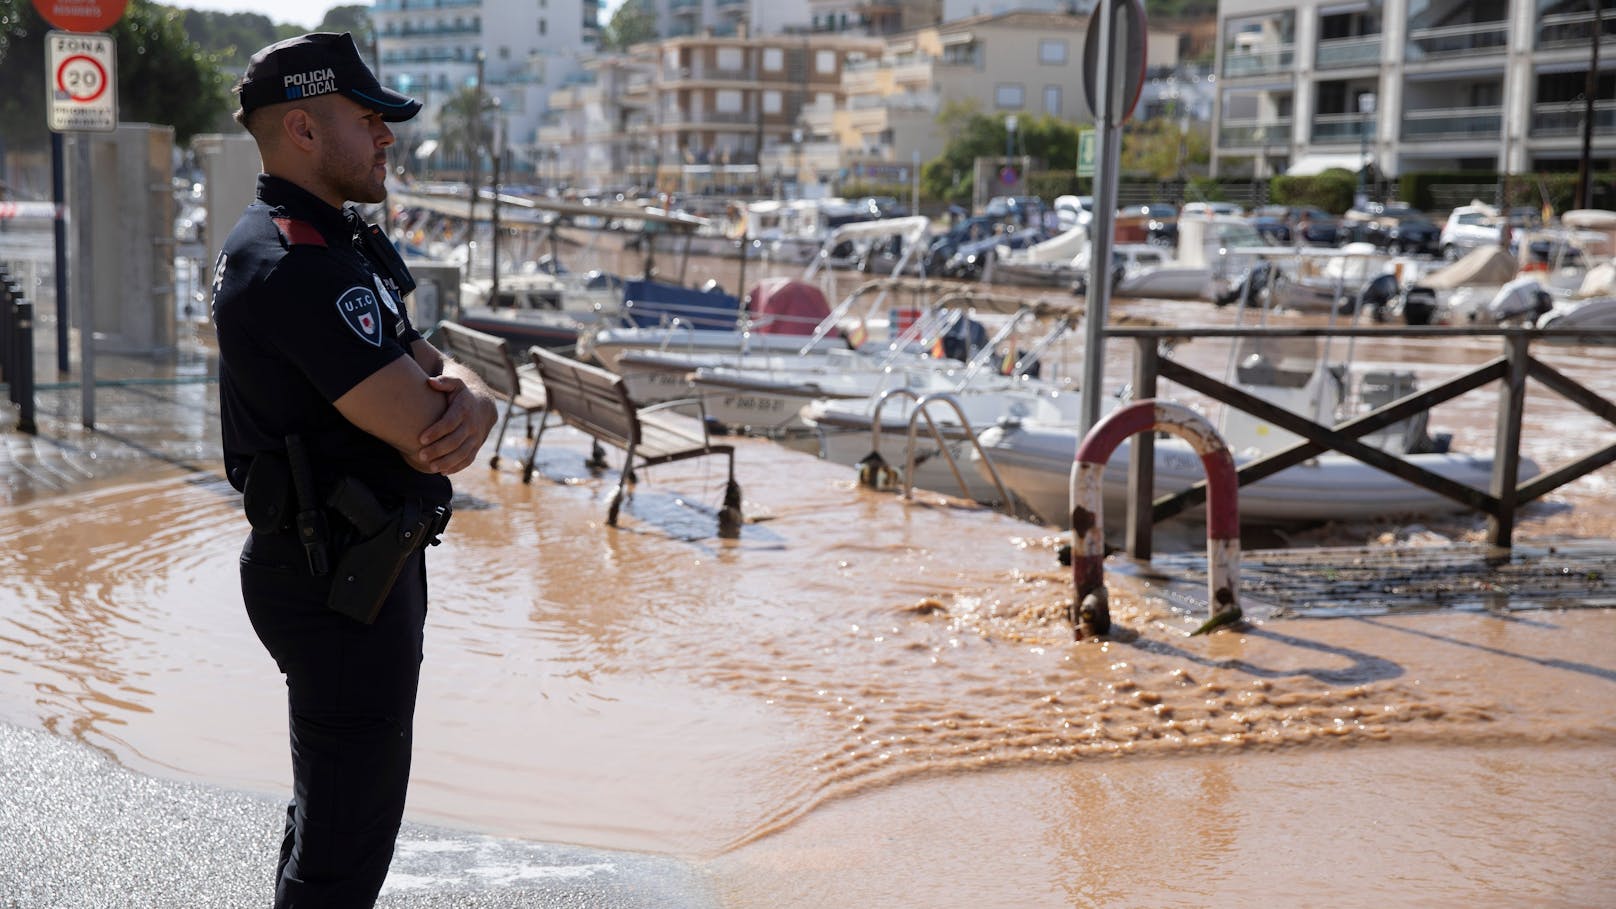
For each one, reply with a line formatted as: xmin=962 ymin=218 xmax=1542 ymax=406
xmin=82 ymin=124 xmax=176 ymax=355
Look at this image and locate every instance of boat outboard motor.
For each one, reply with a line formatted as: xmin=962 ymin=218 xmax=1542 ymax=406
xmin=1218 ymin=261 xmax=1272 ymax=309
xmin=942 ymin=316 xmax=990 ymax=362
xmin=1353 ymin=273 xmax=1402 ymax=321
xmin=1484 ymin=276 xmax=1554 ymax=323
xmin=1400 ymin=285 xmax=1439 ymax=325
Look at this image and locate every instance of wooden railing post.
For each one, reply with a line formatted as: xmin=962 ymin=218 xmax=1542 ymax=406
xmin=1488 ymin=331 xmax=1529 ymax=548
xmin=1127 ymin=337 xmax=1159 ymax=560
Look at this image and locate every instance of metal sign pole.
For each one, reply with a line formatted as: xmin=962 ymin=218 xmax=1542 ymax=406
xmin=74 ymin=134 xmax=95 ymax=428
xmin=1080 ymin=0 xmax=1121 ymax=437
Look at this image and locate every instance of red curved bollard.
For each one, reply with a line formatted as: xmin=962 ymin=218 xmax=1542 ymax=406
xmin=1068 ymin=400 xmax=1241 ymax=639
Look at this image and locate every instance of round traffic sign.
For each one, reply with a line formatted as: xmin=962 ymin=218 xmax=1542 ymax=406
xmin=31 ymin=0 xmax=128 ymax=33
xmin=55 ymin=54 xmax=109 ymax=102
xmin=1081 ymin=0 xmax=1148 ymax=127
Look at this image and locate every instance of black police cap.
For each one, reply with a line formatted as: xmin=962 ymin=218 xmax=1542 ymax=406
xmin=237 ymin=32 xmax=420 ymax=123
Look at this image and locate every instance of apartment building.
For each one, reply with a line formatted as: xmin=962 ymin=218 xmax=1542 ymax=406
xmin=631 ymin=0 xmax=810 ymax=38
xmin=802 ymin=10 xmax=1180 ymax=180
xmin=372 ymin=0 xmax=604 ymax=173
xmin=1213 ymin=0 xmax=1615 ymax=179
xmin=540 ymin=30 xmax=883 ymax=190
xmin=807 ymin=0 xmax=941 ymax=35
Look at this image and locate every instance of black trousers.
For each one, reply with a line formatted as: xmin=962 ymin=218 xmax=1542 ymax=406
xmin=240 ymin=531 xmax=428 ymax=909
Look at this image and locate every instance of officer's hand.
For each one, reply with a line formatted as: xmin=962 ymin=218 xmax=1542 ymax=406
xmin=418 ymin=374 xmax=497 ymax=474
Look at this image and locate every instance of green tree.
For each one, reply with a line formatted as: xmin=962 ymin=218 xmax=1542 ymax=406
xmin=0 ymin=0 xmax=232 ymax=152
xmin=1119 ymin=115 xmax=1210 ymax=180
xmin=600 ymin=0 xmax=656 ymax=51
xmin=318 ymin=5 xmax=374 ymax=50
xmin=178 ymin=9 xmax=297 ymax=72
xmin=435 ymin=84 xmax=498 ymax=173
xmin=920 ymin=101 xmax=1082 ymax=205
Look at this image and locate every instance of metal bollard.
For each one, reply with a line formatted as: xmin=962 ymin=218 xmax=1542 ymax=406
xmin=1068 ymin=400 xmax=1240 ymax=639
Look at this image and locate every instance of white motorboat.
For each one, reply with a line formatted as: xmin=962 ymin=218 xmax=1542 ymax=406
xmin=970 ymin=333 xmax=1537 ymax=528
xmin=686 ymin=298 xmax=1073 ymax=436
xmin=583 ymin=216 xmax=935 ymax=373
xmin=984 ymin=223 xmax=1091 ymax=287
xmin=801 ymin=375 xmax=1088 ymax=506
xmin=1113 ymin=215 xmax=1265 ymax=301
xmin=1537 ymin=261 xmax=1616 ymax=338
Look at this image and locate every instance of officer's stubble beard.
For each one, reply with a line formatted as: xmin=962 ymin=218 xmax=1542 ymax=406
xmin=313 ymin=114 xmax=389 ymax=206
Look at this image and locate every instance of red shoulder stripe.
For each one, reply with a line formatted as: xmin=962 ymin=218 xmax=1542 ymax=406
xmin=272 ymin=217 xmax=328 ymax=247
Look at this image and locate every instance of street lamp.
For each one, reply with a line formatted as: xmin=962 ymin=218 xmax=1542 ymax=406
xmin=1357 ymin=90 xmax=1377 ymax=207
xmin=791 ymin=125 xmax=804 ymax=198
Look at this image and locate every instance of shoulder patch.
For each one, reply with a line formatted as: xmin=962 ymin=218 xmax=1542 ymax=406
xmin=335 ymin=286 xmax=383 ymax=347
xmin=272 ymin=217 xmax=328 ymax=247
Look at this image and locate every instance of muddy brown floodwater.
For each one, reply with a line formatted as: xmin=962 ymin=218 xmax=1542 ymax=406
xmin=0 ymin=253 xmax=1612 ymax=907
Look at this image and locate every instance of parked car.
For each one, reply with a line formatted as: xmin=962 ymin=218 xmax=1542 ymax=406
xmin=1249 ymin=205 xmax=1295 ymax=244
xmin=1439 ymin=202 xmax=1542 ymax=261
xmin=1249 ymin=205 xmax=1342 ymax=246
xmin=1341 ymin=202 xmax=1441 ymax=255
xmin=1181 ymin=200 xmax=1245 ymax=218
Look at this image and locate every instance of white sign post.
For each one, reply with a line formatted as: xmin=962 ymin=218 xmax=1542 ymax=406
xmin=46 ymin=31 xmax=117 ymax=133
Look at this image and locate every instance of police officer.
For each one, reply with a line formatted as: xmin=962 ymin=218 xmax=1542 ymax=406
xmin=211 ymin=32 xmax=497 ymax=907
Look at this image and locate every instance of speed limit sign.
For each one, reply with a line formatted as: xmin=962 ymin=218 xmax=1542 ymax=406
xmin=46 ymin=31 xmax=118 ymax=132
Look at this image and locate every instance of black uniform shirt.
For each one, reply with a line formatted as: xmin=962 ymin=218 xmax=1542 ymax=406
xmin=212 ymin=175 xmax=450 ymax=506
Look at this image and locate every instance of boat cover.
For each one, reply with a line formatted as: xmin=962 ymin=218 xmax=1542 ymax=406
xmin=619 ymin=279 xmax=741 ymax=329
xmin=746 ymin=278 xmax=831 ymax=336
xmin=1418 ymin=246 xmax=1518 ymax=289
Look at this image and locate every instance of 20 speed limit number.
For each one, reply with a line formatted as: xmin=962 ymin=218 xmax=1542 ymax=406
xmin=47 ymin=31 xmax=117 ymax=132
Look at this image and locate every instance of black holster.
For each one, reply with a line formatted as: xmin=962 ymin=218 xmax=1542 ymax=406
xmin=324 ymin=475 xmax=451 ymax=624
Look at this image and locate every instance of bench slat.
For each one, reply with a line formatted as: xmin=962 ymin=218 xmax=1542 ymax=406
xmin=526 ymin=346 xmax=740 ymax=537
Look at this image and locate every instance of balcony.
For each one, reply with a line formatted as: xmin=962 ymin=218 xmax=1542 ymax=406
xmin=373 ymin=0 xmax=481 ymax=11
xmin=1310 ymin=112 xmax=1372 ymax=143
xmin=1531 ymin=100 xmax=1616 ymax=138
xmin=1315 ymin=35 xmax=1380 ymax=69
xmin=1219 ymin=118 xmax=1293 ymax=148
xmin=1538 ymin=9 xmax=1616 ymax=50
xmin=1401 ymin=106 xmax=1503 ymax=141
xmin=1223 ymin=45 xmax=1295 ymax=79
xmin=1406 ymin=21 xmax=1509 ymax=61
xmin=670 ymin=0 xmax=700 ymax=11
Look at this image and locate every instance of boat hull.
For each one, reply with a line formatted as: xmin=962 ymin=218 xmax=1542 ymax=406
xmin=974 ymin=422 xmax=1536 ymax=528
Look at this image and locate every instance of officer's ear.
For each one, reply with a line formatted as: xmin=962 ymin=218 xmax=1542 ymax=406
xmin=281 ymin=108 xmax=320 ymax=153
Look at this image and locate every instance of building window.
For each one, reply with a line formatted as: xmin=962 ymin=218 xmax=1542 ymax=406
xmin=1044 ymin=84 xmax=1061 ymax=116
xmin=717 ymin=47 xmax=743 ymax=71
xmin=499 ymin=45 xmax=510 ymax=60
xmin=716 ymin=89 xmax=743 ymax=113
xmin=538 ymin=18 xmax=546 ymax=35
xmin=1039 ymin=39 xmax=1067 ymax=65
xmin=816 ymin=49 xmax=836 ymax=74
xmin=995 ymin=83 xmax=1025 ymax=109
xmin=764 ymin=47 xmax=783 ymax=70
xmin=763 ymin=90 xmax=782 ymax=114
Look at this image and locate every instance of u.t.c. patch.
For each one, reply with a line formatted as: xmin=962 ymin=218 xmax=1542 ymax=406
xmin=335 ymin=285 xmax=383 ymax=347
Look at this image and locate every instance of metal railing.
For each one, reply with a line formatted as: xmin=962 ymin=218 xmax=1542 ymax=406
xmin=1401 ymin=107 xmax=1504 ymax=140
xmin=1221 ymin=45 xmax=1295 ymax=78
xmin=1316 ymin=35 xmax=1381 ymax=68
xmin=1407 ymin=20 xmax=1509 ymax=60
xmin=1109 ymin=325 xmax=1616 ymax=558
xmin=0 ymin=266 xmax=37 ymax=434
xmin=1219 ymin=118 xmax=1294 ymax=147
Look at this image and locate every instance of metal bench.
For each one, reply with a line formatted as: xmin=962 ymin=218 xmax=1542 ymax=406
xmin=524 ymin=346 xmax=742 ymax=539
xmin=432 ymin=321 xmax=547 ymax=470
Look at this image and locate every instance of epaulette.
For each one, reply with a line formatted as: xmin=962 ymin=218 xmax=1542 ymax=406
xmin=271 ymin=216 xmax=328 ymax=247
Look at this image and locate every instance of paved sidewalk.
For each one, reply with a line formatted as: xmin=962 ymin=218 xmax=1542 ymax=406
xmin=0 ymin=723 xmax=716 ymax=909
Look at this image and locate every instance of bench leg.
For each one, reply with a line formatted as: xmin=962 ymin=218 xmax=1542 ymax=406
xmin=522 ymin=415 xmax=550 ymax=484
xmin=718 ymin=469 xmax=743 ymax=540
xmin=586 ymin=440 xmax=609 ymax=471
xmin=491 ymin=403 xmax=517 ymax=470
